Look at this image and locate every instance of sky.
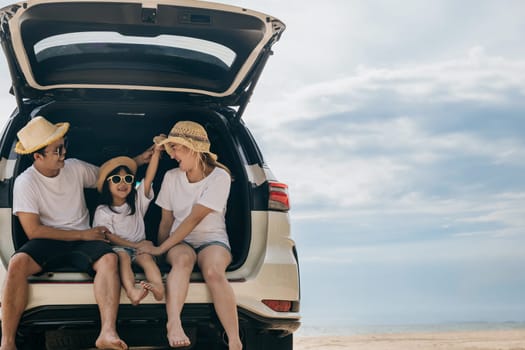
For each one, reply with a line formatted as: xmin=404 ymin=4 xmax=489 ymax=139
xmin=1 ymin=0 xmax=525 ymax=332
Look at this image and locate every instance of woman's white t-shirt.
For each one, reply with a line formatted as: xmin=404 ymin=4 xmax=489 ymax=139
xmin=155 ymin=167 xmax=231 ymax=248
xmin=13 ymin=158 xmax=98 ymax=230
xmin=92 ymin=181 xmax=153 ymax=243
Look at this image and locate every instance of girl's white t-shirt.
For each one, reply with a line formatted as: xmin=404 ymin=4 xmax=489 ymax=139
xmin=13 ymin=158 xmax=98 ymax=230
xmin=155 ymin=167 xmax=231 ymax=248
xmin=92 ymin=181 xmax=153 ymax=243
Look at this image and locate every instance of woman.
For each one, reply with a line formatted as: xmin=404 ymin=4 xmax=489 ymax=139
xmin=139 ymin=121 xmax=241 ymax=350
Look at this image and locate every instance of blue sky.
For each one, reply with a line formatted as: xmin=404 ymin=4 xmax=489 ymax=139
xmin=1 ymin=0 xmax=525 ymax=330
xmin=219 ymin=0 xmax=525 ymax=328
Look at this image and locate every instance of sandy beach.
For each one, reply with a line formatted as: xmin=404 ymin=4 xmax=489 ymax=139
xmin=294 ymin=329 xmax=525 ymax=350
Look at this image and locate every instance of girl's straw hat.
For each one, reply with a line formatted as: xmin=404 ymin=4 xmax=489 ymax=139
xmin=15 ymin=116 xmax=70 ymax=154
xmin=96 ymin=156 xmax=137 ymax=192
xmin=154 ymin=121 xmax=218 ymax=161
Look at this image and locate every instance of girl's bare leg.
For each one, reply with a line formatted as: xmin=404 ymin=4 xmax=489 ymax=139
xmin=117 ymin=251 xmax=148 ymax=305
xmin=135 ymin=253 xmax=165 ymax=301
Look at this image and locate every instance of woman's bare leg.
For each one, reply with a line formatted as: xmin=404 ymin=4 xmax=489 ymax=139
xmin=198 ymin=246 xmax=242 ymax=350
xmin=165 ymin=244 xmax=196 ymax=348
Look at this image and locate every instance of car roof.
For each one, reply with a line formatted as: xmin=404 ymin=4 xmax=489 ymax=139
xmin=0 ymin=0 xmax=285 ymax=105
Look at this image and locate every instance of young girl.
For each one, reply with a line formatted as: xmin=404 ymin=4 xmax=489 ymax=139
xmin=93 ymin=147 xmax=164 ymax=305
xmin=138 ymin=121 xmax=242 ymax=350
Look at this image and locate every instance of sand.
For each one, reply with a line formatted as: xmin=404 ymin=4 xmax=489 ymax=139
xmin=294 ymin=329 xmax=525 ymax=350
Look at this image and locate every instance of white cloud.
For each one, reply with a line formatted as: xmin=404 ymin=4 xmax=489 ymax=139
xmin=263 ymin=115 xmax=525 ymax=208
xmin=249 ymin=48 xmax=525 ymax=242
xmin=247 ymin=47 xmax=525 ymax=125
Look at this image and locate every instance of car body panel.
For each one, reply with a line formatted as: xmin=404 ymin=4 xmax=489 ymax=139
xmin=0 ymin=209 xmax=14 ymax=266
xmin=0 ymin=1 xmax=299 ymax=348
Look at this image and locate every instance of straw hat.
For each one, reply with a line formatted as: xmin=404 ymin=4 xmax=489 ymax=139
xmin=154 ymin=121 xmax=217 ymax=161
xmin=96 ymin=156 xmax=137 ymax=192
xmin=15 ymin=116 xmax=70 ymax=154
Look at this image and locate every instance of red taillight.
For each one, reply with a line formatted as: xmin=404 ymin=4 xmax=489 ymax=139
xmin=262 ymin=299 xmax=292 ymax=312
xmin=268 ymin=181 xmax=290 ymax=211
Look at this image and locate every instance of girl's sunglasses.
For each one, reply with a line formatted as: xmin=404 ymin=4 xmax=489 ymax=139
xmin=107 ymin=174 xmax=135 ymax=185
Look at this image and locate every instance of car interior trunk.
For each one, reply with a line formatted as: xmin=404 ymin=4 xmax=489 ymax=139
xmin=11 ymin=99 xmax=251 ymax=275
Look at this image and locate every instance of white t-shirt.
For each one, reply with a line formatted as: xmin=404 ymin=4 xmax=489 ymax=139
xmin=155 ymin=167 xmax=231 ymax=248
xmin=92 ymin=181 xmax=153 ymax=243
xmin=13 ymin=158 xmax=99 ymax=230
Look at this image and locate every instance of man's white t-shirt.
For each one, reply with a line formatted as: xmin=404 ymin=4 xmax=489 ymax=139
xmin=155 ymin=167 xmax=231 ymax=248
xmin=13 ymin=158 xmax=99 ymax=230
xmin=92 ymin=181 xmax=153 ymax=243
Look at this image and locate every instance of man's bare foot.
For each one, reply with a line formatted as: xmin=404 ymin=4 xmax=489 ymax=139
xmin=95 ymin=331 xmax=128 ymax=350
xmin=140 ymin=281 xmax=165 ymax=301
xmin=0 ymin=340 xmax=17 ymax=350
xmin=126 ymin=285 xmax=149 ymax=306
xmin=167 ymin=321 xmax=191 ymax=348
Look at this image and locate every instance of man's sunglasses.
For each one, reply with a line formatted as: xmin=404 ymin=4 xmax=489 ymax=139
xmin=43 ymin=137 xmax=68 ymax=157
xmin=106 ymin=174 xmax=135 ymax=185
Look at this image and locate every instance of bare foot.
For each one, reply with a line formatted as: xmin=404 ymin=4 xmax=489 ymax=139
xmin=140 ymin=280 xmax=165 ymax=301
xmin=0 ymin=341 xmax=17 ymax=350
xmin=126 ymin=285 xmax=149 ymax=306
xmin=228 ymin=338 xmax=243 ymax=350
xmin=167 ymin=321 xmax=191 ymax=348
xmin=95 ymin=331 xmax=128 ymax=350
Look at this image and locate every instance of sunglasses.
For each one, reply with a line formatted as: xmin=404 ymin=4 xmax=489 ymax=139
xmin=44 ymin=137 xmax=68 ymax=157
xmin=106 ymin=174 xmax=135 ymax=185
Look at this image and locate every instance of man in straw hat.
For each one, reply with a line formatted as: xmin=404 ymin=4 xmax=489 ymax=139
xmin=1 ymin=116 xmax=153 ymax=350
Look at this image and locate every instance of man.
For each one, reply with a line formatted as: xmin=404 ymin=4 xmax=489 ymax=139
xmin=0 ymin=116 xmax=151 ymax=350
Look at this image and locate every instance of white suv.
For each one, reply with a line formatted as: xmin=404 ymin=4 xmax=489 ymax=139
xmin=0 ymin=0 xmax=301 ymax=349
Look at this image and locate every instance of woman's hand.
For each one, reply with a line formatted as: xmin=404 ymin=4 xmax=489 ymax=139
xmin=137 ymin=241 xmax=163 ymax=256
xmin=135 ymin=240 xmax=154 ymax=250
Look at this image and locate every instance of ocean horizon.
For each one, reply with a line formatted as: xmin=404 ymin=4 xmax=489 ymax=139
xmin=295 ymin=320 xmax=525 ymax=337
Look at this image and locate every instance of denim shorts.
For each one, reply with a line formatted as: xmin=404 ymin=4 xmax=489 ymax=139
xmin=112 ymin=246 xmax=138 ymax=262
xmin=183 ymin=240 xmax=232 ymax=257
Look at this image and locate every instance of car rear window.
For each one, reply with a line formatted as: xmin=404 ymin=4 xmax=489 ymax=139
xmin=34 ymin=32 xmax=236 ymax=68
xmin=29 ymin=31 xmax=238 ymax=92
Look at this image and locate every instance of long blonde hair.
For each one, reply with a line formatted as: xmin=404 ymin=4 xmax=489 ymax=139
xmin=199 ymin=152 xmax=231 ymax=178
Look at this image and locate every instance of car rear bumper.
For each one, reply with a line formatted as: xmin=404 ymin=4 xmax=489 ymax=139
xmin=16 ymin=304 xmax=300 ymax=349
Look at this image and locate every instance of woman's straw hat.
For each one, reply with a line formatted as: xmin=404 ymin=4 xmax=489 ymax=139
xmin=154 ymin=121 xmax=217 ymax=161
xmin=96 ymin=156 xmax=137 ymax=192
xmin=15 ymin=116 xmax=70 ymax=154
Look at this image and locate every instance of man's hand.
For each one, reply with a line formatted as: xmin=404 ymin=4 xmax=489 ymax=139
xmin=83 ymin=226 xmax=111 ymax=242
xmin=134 ymin=145 xmax=155 ymax=166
